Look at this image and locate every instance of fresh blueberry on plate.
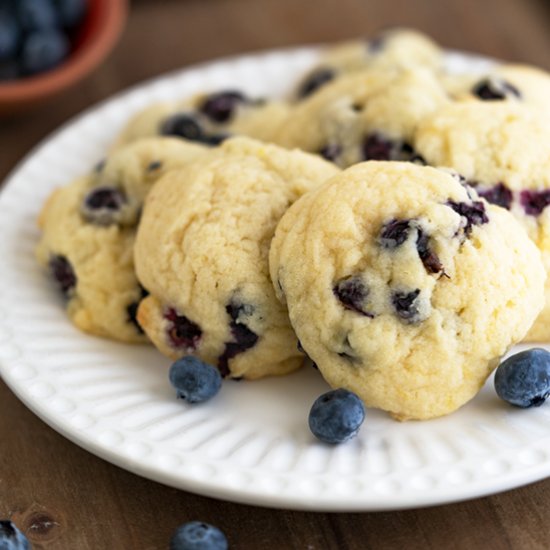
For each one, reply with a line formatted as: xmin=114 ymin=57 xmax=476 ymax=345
xmin=170 ymin=521 xmax=228 ymax=550
xmin=494 ymin=348 xmax=550 ymax=408
xmin=0 ymin=520 xmax=30 ymax=550
xmin=309 ymin=388 xmax=365 ymax=444
xmin=169 ymin=356 xmax=222 ymax=403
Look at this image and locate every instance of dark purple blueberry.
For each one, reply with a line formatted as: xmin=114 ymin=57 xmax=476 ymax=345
xmin=218 ymin=301 xmax=259 ymax=377
xmin=226 ymin=300 xmax=254 ymax=322
xmin=170 ymin=521 xmax=228 ymax=550
xmin=472 ymin=78 xmax=521 ymax=101
xmin=0 ymin=13 xmax=19 ymax=61
xmin=0 ymin=520 xmax=29 ymax=550
xmin=362 ymin=134 xmax=421 ymax=163
xmin=49 ymin=254 xmax=76 ymax=296
xmin=169 ymin=356 xmax=222 ymax=404
xmin=17 ymin=0 xmax=57 ymax=31
xmin=81 ymin=186 xmax=127 ymax=225
xmin=161 ymin=113 xmax=204 ymax=142
xmin=392 ymin=289 xmax=422 ymax=322
xmin=199 ymin=90 xmax=246 ymax=123
xmin=165 ymin=308 xmax=202 ymax=352
xmin=127 ymin=286 xmax=148 ymax=333
xmin=147 ymin=160 xmax=162 ymax=172
xmin=379 ymin=219 xmax=412 ymax=248
xmin=447 ymin=200 xmax=488 ymax=235
xmin=308 ymin=389 xmax=365 ymax=444
xmin=298 ymin=67 xmax=336 ymax=98
xmin=20 ymin=29 xmax=69 ymax=75
xmin=362 ymin=133 xmax=393 ymax=161
xmin=319 ymin=143 xmax=342 ymax=163
xmin=416 ymin=229 xmax=443 ymax=275
xmin=520 ymin=189 xmax=550 ymax=216
xmin=333 ymin=276 xmax=374 ymax=317
xmin=200 ymin=132 xmax=231 ymax=146
xmin=477 ymin=183 xmax=513 ymax=210
xmin=368 ymin=32 xmax=386 ymax=53
xmin=53 ymin=0 xmax=88 ymax=29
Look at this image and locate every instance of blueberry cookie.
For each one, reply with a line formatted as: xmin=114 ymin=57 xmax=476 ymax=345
xmin=114 ymin=90 xmax=290 ymax=149
xmin=278 ymin=67 xmax=448 ymax=168
xmin=442 ymin=64 xmax=550 ymax=115
xmin=295 ymin=28 xmax=443 ymax=99
xmin=36 ymin=137 xmax=206 ymax=343
xmin=134 ymin=137 xmax=339 ymax=379
xmin=270 ymin=162 xmax=544 ymax=420
xmin=415 ymin=101 xmax=550 ymax=341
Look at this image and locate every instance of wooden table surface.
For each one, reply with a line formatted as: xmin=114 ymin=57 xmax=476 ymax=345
xmin=2 ymin=0 xmax=550 ymax=548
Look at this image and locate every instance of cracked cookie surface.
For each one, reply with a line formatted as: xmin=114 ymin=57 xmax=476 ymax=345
xmin=134 ymin=137 xmax=339 ymax=379
xmin=269 ymin=161 xmax=544 ymax=420
xmin=36 ymin=137 xmax=206 ymax=343
xmin=415 ymin=101 xmax=550 ymax=341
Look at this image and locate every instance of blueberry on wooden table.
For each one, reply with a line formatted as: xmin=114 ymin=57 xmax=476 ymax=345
xmin=494 ymin=348 xmax=550 ymax=408
xmin=170 ymin=521 xmax=228 ymax=550
xmin=169 ymin=356 xmax=222 ymax=404
xmin=0 ymin=521 xmax=30 ymax=550
xmin=309 ymin=388 xmax=365 ymax=444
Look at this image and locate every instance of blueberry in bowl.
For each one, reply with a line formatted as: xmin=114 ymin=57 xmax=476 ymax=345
xmin=0 ymin=0 xmax=127 ymax=114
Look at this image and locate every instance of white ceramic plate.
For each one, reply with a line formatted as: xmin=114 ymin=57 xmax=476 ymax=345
xmin=1 ymin=46 xmax=549 ymax=512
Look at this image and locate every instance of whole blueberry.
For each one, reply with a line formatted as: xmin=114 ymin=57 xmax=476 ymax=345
xmin=17 ymin=0 xmax=57 ymax=31
xmin=20 ymin=29 xmax=69 ymax=75
xmin=494 ymin=348 xmax=550 ymax=408
xmin=53 ymin=0 xmax=87 ymax=29
xmin=170 ymin=521 xmax=228 ymax=550
xmin=0 ymin=14 xmax=19 ymax=61
xmin=161 ymin=113 xmax=204 ymax=142
xmin=0 ymin=521 xmax=29 ymax=550
xmin=308 ymin=388 xmax=365 ymax=444
xmin=169 ymin=356 xmax=222 ymax=403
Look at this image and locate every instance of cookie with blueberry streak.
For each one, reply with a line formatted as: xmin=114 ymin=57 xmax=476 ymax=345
xmin=269 ymin=162 xmax=544 ymax=420
xmin=36 ymin=137 xmax=206 ymax=343
xmin=277 ymin=67 xmax=448 ymax=168
xmin=415 ymin=101 xmax=550 ymax=341
xmin=114 ymin=90 xmax=290 ymax=149
xmin=295 ymin=28 xmax=443 ymax=99
xmin=134 ymin=137 xmax=338 ymax=379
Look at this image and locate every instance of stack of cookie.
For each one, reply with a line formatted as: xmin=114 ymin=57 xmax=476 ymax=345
xmin=37 ymin=28 xmax=550 ymax=420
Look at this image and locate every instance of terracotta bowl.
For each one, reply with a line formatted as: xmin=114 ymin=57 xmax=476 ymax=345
xmin=0 ymin=0 xmax=128 ymax=115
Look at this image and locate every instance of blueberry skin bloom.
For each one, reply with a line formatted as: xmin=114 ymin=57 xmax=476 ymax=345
xmin=0 ymin=520 xmax=30 ymax=550
xmin=170 ymin=521 xmax=228 ymax=550
xmin=309 ymin=388 xmax=366 ymax=444
xmin=169 ymin=356 xmax=222 ymax=404
xmin=494 ymin=348 xmax=550 ymax=408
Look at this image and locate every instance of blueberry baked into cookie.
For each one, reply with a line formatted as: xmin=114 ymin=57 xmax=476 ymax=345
xmin=277 ymin=67 xmax=448 ymax=168
xmin=114 ymin=90 xmax=290 ymax=149
xmin=134 ymin=137 xmax=339 ymax=379
xmin=442 ymin=64 xmax=550 ymax=116
xmin=415 ymin=101 xmax=550 ymax=341
xmin=270 ymin=162 xmax=544 ymax=420
xmin=295 ymin=27 xmax=443 ymax=100
xmin=36 ymin=137 xmax=206 ymax=343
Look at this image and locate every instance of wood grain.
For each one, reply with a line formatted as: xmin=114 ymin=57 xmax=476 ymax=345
xmin=2 ymin=0 xmax=550 ymax=548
